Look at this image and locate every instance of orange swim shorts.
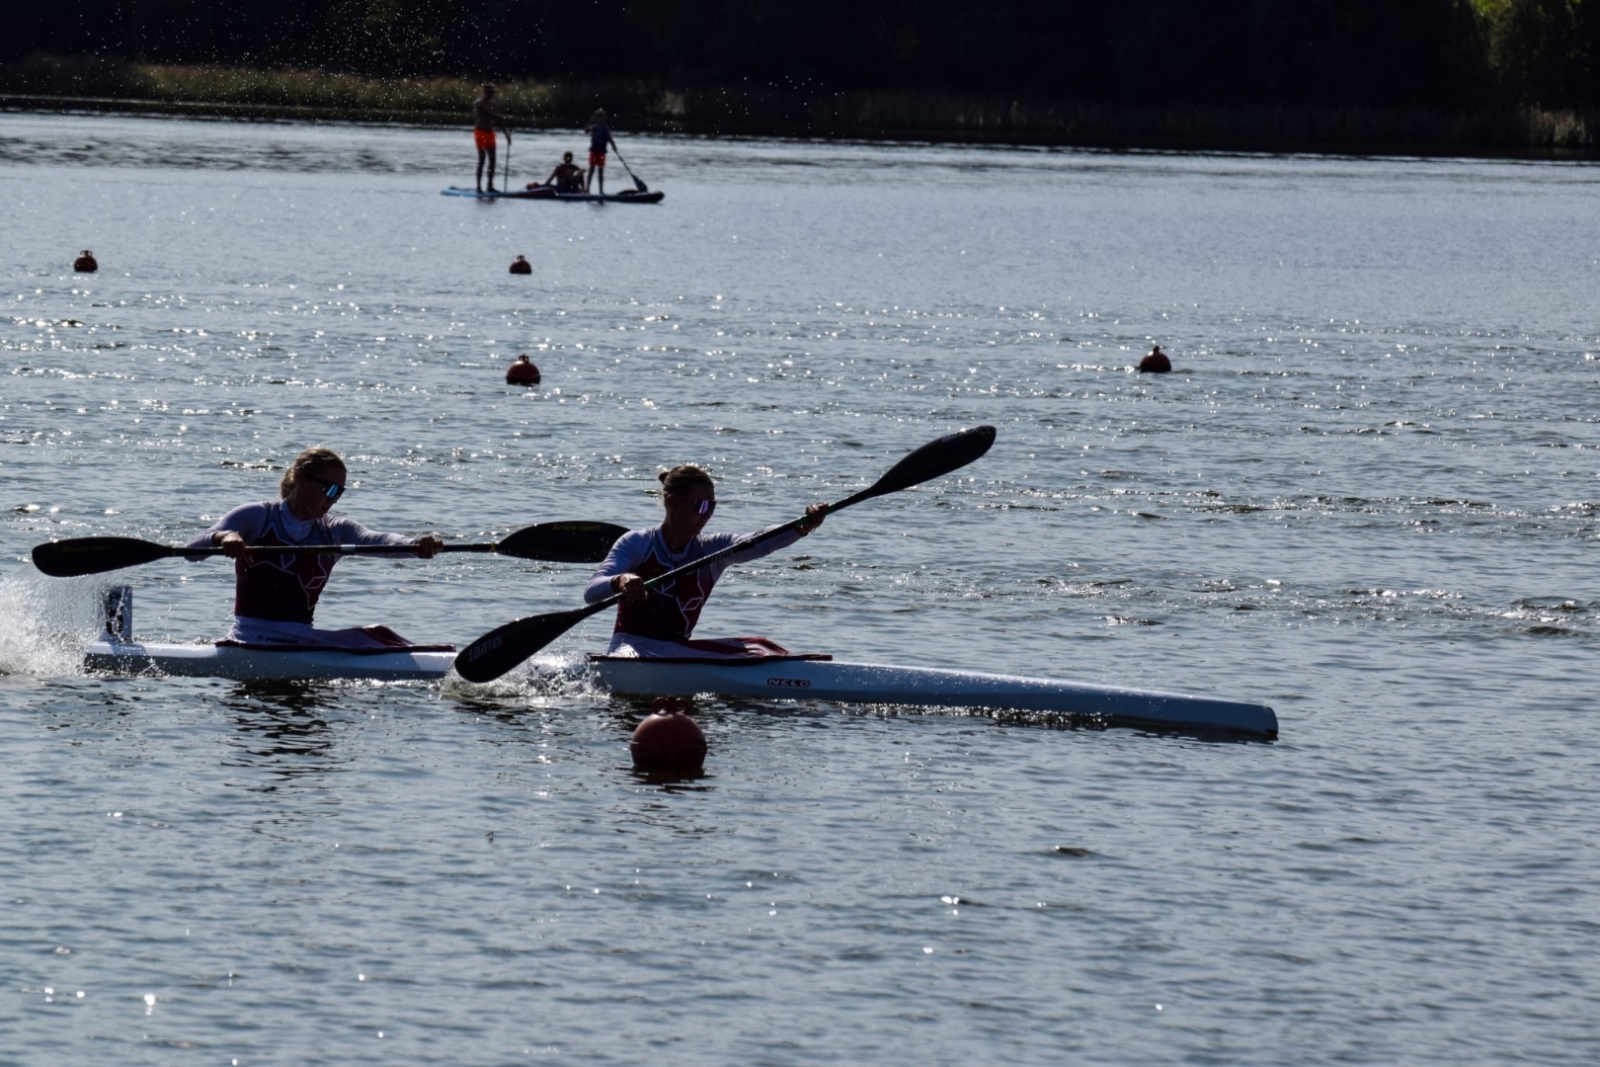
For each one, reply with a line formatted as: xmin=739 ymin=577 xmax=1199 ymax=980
xmin=474 ymin=128 xmax=497 ymax=151
xmin=588 ymin=150 xmax=607 ymax=168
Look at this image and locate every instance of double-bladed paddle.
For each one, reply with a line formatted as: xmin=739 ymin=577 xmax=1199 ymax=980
xmin=454 ymin=425 xmax=997 ymax=683
xmin=31 ymin=521 xmax=627 ymax=578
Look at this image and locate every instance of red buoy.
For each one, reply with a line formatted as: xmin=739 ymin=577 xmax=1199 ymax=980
xmin=73 ymin=250 xmax=98 ymax=273
xmin=630 ymin=697 xmax=706 ymax=773
xmin=509 ymin=255 xmax=532 ymax=275
xmin=1139 ymin=344 xmax=1171 ymax=373
xmin=505 ymin=354 xmax=541 ymax=385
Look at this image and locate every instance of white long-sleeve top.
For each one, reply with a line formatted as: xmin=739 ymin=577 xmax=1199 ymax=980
xmin=584 ymin=523 xmax=803 ymax=653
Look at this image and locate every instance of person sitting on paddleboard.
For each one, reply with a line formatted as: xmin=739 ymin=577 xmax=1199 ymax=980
xmin=530 ymin=151 xmax=585 ymax=194
xmin=585 ymin=109 xmax=617 ymax=195
xmin=585 ymin=465 xmax=827 ymax=657
xmin=474 ymin=84 xmax=510 ymax=193
xmin=186 ymin=447 xmax=444 ymax=649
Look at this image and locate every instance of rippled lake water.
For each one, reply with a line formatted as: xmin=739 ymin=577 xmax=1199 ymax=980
xmin=2 ymin=111 xmax=1599 ymax=1064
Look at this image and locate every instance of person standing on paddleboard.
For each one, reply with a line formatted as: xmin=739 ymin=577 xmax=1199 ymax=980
xmin=474 ymin=84 xmax=510 ymax=193
xmin=186 ymin=447 xmax=443 ymax=649
xmin=585 ymin=109 xmax=617 ymax=195
xmin=585 ymin=465 xmax=827 ymax=657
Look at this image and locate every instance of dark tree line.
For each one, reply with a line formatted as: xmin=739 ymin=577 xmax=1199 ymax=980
xmin=9 ymin=0 xmax=1600 ymax=109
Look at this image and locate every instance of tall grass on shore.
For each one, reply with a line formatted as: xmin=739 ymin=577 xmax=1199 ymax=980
xmin=2 ymin=56 xmax=1593 ymax=155
xmin=134 ymin=65 xmax=551 ymax=114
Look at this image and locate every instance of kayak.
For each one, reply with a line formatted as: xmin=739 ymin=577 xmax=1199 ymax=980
xmin=84 ymin=639 xmax=455 ymax=682
xmin=588 ymin=655 xmax=1278 ymax=737
xmin=441 ymin=186 xmax=665 ymax=204
xmin=82 ymin=640 xmax=1275 ymax=734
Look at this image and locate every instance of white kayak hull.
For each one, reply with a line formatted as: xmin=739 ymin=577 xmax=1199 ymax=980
xmin=84 ymin=640 xmax=456 ymax=682
xmin=81 ymin=640 xmax=1276 ymax=735
xmin=590 ymin=656 xmax=1278 ymax=737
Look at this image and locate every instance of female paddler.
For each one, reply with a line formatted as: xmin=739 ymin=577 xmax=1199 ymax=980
xmin=585 ymin=465 xmax=827 ymax=657
xmin=186 ymin=447 xmax=443 ymax=648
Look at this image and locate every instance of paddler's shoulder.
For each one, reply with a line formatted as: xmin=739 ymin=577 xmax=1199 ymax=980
xmin=616 ymin=525 xmax=659 ymax=553
xmin=216 ymin=499 xmax=276 ymax=522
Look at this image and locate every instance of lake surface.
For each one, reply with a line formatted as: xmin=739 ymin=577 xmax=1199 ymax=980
xmin=2 ymin=111 xmax=1598 ymax=1064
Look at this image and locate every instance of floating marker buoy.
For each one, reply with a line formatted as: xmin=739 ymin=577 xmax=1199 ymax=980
xmin=505 ymin=354 xmax=541 ymax=385
xmin=630 ymin=697 xmax=706 ymax=773
xmin=73 ymin=250 xmax=98 ymax=273
xmin=509 ymin=255 xmax=532 ymax=275
xmin=1139 ymin=344 xmax=1171 ymax=374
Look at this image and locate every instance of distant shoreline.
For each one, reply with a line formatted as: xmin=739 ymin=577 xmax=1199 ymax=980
xmin=2 ymin=65 xmax=1596 ymax=159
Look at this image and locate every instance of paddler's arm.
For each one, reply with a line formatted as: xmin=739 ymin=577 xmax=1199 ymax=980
xmin=331 ymin=517 xmax=442 ymax=558
xmin=589 ymin=568 xmax=647 ymax=603
xmin=184 ymin=503 xmax=267 ymax=561
xmin=585 ymin=530 xmax=650 ymax=604
xmin=718 ymin=504 xmax=829 ymax=567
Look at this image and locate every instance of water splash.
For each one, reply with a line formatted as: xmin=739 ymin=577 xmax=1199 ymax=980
xmin=439 ymin=649 xmax=601 ymax=704
xmin=0 ymin=569 xmax=106 ymax=677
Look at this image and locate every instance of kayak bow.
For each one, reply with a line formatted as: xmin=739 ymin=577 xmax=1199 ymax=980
xmin=587 ymin=655 xmax=1278 ymax=737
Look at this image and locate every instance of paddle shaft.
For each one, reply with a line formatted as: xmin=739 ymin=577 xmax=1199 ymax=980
xmin=32 ymin=521 xmax=627 ymax=577
xmin=591 ymin=465 xmax=928 ymax=614
xmin=177 ymin=537 xmax=602 ymax=559
xmin=455 ymin=425 xmax=998 ymax=682
xmin=577 ymin=508 xmax=820 ymax=628
xmin=610 ymin=141 xmax=647 ymax=192
xmin=457 ymin=508 xmax=828 ymax=681
xmin=189 ymin=543 xmax=466 ymax=558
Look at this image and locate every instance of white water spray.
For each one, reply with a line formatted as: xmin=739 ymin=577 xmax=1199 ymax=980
xmin=0 ymin=568 xmax=108 ymax=677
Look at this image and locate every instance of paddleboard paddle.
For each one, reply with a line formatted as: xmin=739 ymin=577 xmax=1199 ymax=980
xmin=611 ymin=140 xmax=648 ymax=193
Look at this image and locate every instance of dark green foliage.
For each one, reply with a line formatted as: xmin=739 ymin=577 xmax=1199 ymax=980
xmin=4 ymin=0 xmax=1596 ymax=109
xmin=1481 ymin=0 xmax=1600 ymax=106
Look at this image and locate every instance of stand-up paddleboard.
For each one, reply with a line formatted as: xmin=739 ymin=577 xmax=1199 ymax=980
xmin=442 ymin=186 xmax=664 ymax=204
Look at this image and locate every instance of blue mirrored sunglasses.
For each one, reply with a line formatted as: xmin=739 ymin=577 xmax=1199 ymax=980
xmin=306 ymin=472 xmax=346 ymax=501
xmin=668 ymin=492 xmax=715 ymax=516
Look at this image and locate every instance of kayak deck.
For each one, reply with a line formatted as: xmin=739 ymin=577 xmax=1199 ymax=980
xmin=588 ymin=655 xmax=1278 ymax=737
xmin=442 ymin=186 xmax=664 ymax=204
xmin=85 ymin=639 xmax=455 ymax=682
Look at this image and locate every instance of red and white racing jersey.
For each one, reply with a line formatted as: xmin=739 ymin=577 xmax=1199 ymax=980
xmin=584 ymin=524 xmax=803 ymax=647
xmin=188 ymin=500 xmax=413 ymax=626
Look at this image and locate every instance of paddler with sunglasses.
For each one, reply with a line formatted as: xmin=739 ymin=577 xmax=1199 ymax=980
xmin=186 ymin=447 xmax=444 ymax=649
xmin=585 ymin=464 xmax=827 ymax=657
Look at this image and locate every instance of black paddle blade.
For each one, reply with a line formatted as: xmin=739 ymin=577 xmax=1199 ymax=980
xmin=454 ymin=605 xmax=593 ymax=684
xmin=847 ymin=424 xmax=996 ymax=507
xmin=31 ymin=536 xmax=176 ymax=577
xmin=496 ymin=521 xmax=626 ymax=563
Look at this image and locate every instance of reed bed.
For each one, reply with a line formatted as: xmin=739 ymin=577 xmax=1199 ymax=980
xmin=2 ymin=58 xmax=1593 ymax=155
